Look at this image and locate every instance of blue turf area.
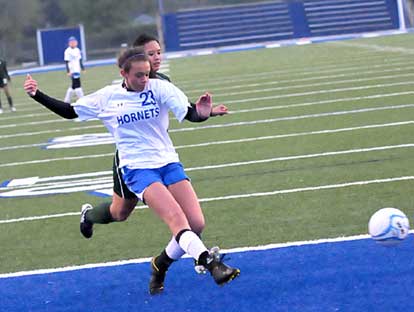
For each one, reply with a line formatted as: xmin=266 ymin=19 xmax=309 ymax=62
xmin=1 ymin=237 xmax=414 ymax=312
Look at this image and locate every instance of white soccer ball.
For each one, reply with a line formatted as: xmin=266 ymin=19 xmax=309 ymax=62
xmin=368 ymin=207 xmax=410 ymax=246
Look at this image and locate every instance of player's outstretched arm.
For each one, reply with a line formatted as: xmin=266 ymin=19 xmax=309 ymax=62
xmin=24 ymin=74 xmax=78 ymax=119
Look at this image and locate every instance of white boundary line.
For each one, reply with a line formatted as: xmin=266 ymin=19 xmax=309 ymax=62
xmin=4 ymin=231 xmax=414 ymax=279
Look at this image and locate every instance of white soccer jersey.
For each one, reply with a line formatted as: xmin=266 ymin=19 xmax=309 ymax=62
xmin=72 ymin=79 xmax=190 ymax=169
xmin=64 ymin=47 xmax=82 ymax=74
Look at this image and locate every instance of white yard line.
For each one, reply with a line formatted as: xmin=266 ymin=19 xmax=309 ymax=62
xmin=230 ymin=91 xmax=414 ymax=114
xmin=2 ymin=91 xmax=414 ymax=151
xmin=185 ymin=143 xmax=414 ymax=171
xmin=8 ymin=60 xmax=413 ymax=114
xmin=183 ymin=65 xmax=414 ymax=95
xmin=0 ymin=152 xmax=114 ymax=168
xmin=1 ymin=142 xmax=413 ymax=203
xmin=1 ymin=175 xmax=412 ymax=225
xmin=223 ymin=81 xmax=414 ymax=104
xmin=171 ymin=104 xmax=414 ymax=133
xmin=0 ymin=112 xmax=52 ymax=121
xmin=174 ymin=121 xmax=414 ymax=148
xmin=2 ymin=141 xmax=412 ymax=192
xmin=332 ymin=41 xmax=414 ymax=55
xmin=1 ymin=104 xmax=413 ymax=167
xmin=193 ymin=72 xmax=414 ymax=98
xmin=11 ymin=57 xmax=414 ymax=112
xmin=0 ymin=124 xmax=103 ymax=140
xmin=1 ymin=85 xmax=413 ymax=140
xmin=176 ymin=56 xmax=414 ymax=87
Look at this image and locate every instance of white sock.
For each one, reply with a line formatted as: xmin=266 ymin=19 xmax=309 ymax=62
xmin=177 ymin=230 xmax=207 ymax=260
xmin=75 ymin=88 xmax=84 ymax=98
xmin=165 ymin=237 xmax=186 ymax=260
xmin=64 ymin=88 xmax=73 ymax=103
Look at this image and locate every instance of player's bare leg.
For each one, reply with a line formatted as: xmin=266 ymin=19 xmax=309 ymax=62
xmin=168 ymin=179 xmax=207 ymax=273
xmin=145 ymin=182 xmax=240 ymax=295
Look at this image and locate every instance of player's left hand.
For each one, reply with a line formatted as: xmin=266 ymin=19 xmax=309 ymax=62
xmin=195 ymin=92 xmax=212 ymax=119
xmin=211 ymin=104 xmax=228 ymax=116
xmin=23 ymin=74 xmax=38 ymax=96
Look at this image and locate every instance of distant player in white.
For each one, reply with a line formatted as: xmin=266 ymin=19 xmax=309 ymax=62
xmin=24 ymin=47 xmax=240 ymax=293
xmin=64 ymin=36 xmax=84 ymax=102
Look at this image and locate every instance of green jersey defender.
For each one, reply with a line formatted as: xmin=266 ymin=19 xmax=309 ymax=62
xmin=0 ymin=59 xmax=15 ymax=113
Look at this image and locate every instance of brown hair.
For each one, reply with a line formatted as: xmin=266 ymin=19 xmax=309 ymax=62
xmin=117 ymin=47 xmax=148 ymax=72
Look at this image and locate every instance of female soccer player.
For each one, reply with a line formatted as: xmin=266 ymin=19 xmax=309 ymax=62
xmin=82 ymin=34 xmax=227 ymax=234
xmin=24 ymin=48 xmax=239 ymax=293
xmin=80 ymin=34 xmax=229 ymax=294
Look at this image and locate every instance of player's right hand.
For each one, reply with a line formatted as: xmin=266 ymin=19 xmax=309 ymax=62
xmin=23 ymin=74 xmax=38 ymax=96
xmin=195 ymin=92 xmax=213 ymax=119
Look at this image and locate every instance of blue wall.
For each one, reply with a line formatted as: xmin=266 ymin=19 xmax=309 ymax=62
xmin=162 ymin=0 xmax=400 ymax=52
xmin=38 ymin=27 xmax=83 ymax=65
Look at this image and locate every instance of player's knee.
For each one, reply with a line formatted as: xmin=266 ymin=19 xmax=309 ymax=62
xmin=190 ymin=217 xmax=205 ymax=234
xmin=166 ymin=210 xmax=189 ymax=234
xmin=112 ymin=212 xmax=129 ymax=222
xmin=110 ymin=206 xmax=132 ymax=221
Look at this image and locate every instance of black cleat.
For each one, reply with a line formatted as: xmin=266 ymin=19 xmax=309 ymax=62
xmin=206 ymin=247 xmax=240 ymax=285
xmin=149 ymin=257 xmax=167 ymax=295
xmin=80 ymin=204 xmax=94 ymax=239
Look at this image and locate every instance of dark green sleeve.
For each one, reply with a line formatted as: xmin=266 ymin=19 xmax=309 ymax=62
xmin=155 ymin=72 xmax=171 ymax=82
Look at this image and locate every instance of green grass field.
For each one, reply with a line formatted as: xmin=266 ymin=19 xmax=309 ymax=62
xmin=1 ymin=33 xmax=414 ymax=274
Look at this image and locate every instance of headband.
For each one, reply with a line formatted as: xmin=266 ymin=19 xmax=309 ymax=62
xmin=121 ymin=53 xmax=146 ymax=68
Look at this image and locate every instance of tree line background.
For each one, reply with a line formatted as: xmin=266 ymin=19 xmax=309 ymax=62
xmin=0 ymin=0 xmax=265 ymax=66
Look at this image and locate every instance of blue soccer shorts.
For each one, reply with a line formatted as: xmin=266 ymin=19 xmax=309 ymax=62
xmin=122 ymin=162 xmax=189 ymax=201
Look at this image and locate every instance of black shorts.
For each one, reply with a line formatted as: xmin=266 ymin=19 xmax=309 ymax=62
xmin=71 ymin=77 xmax=81 ymax=89
xmin=113 ymin=150 xmax=137 ymax=200
xmin=0 ymin=78 xmax=8 ymax=88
